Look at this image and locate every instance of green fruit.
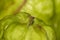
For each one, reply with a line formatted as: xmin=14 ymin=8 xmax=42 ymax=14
xmin=55 ymin=0 xmax=60 ymax=14
xmin=3 ymin=23 xmax=28 ymax=40
xmin=0 ymin=0 xmax=59 ymax=40
xmin=49 ymin=0 xmax=60 ymax=40
xmin=0 ymin=0 xmax=23 ymax=20
xmin=0 ymin=12 xmax=56 ymax=40
xmin=21 ymin=0 xmax=54 ymax=24
xmin=33 ymin=18 xmax=56 ymax=40
xmin=1 ymin=23 xmax=55 ymax=40
xmin=0 ymin=12 xmax=30 ymax=40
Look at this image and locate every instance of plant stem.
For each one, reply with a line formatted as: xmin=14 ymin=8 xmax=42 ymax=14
xmin=14 ymin=0 xmax=27 ymax=14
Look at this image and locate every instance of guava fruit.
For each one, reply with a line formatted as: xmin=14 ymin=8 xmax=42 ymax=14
xmin=0 ymin=0 xmax=24 ymax=20
xmin=0 ymin=12 xmax=56 ymax=40
xmin=0 ymin=23 xmax=55 ymax=40
xmin=0 ymin=0 xmax=59 ymax=40
xmin=0 ymin=12 xmax=31 ymax=40
xmin=21 ymin=0 xmax=54 ymax=24
xmin=49 ymin=0 xmax=60 ymax=40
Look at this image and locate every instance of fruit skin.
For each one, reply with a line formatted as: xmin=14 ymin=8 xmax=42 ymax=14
xmin=0 ymin=23 xmax=55 ymax=40
xmin=0 ymin=0 xmax=23 ymax=20
xmin=21 ymin=0 xmax=54 ymax=24
xmin=21 ymin=0 xmax=60 ymax=39
xmin=0 ymin=0 xmax=14 ymax=19
xmin=0 ymin=12 xmax=30 ymax=40
xmin=33 ymin=18 xmax=56 ymax=40
xmin=49 ymin=0 xmax=60 ymax=40
xmin=0 ymin=0 xmax=58 ymax=40
xmin=0 ymin=12 xmax=56 ymax=40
